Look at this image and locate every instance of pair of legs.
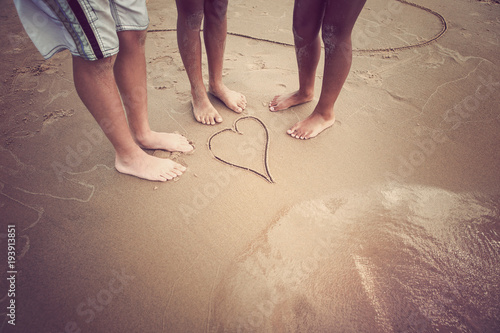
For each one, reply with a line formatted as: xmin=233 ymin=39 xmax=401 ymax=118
xmin=269 ymin=0 xmax=366 ymax=139
xmin=176 ymin=0 xmax=247 ymax=125
xmin=73 ymin=30 xmax=193 ymax=181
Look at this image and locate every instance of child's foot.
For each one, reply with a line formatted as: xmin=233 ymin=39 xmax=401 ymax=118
xmin=209 ymin=84 xmax=247 ymax=113
xmin=269 ymin=90 xmax=314 ymax=112
xmin=192 ymin=95 xmax=223 ymax=125
xmin=135 ymin=131 xmax=194 ymax=153
xmin=115 ymin=150 xmax=187 ymax=182
xmin=287 ymin=112 xmax=335 ymax=140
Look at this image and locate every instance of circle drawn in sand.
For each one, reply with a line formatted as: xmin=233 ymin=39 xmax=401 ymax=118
xmin=208 ymin=116 xmax=274 ymax=184
xmin=149 ymin=1 xmax=448 ymax=54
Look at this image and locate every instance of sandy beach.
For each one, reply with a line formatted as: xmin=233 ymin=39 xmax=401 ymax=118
xmin=1 ymin=0 xmax=500 ymax=332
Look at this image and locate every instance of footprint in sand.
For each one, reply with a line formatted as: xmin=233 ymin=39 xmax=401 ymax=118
xmin=147 ymin=56 xmax=176 ymax=87
xmin=42 ymin=109 xmax=75 ymax=125
xmin=175 ymin=91 xmax=192 ymax=104
xmin=247 ymin=59 xmax=266 ymax=70
xmin=354 ymin=70 xmax=383 ymax=87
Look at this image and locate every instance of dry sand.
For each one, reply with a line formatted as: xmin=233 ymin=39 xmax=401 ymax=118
xmin=1 ymin=0 xmax=500 ymax=332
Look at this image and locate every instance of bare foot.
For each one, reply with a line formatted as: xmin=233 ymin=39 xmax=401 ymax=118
xmin=135 ymin=131 xmax=194 ymax=153
xmin=268 ymin=90 xmax=313 ymax=112
xmin=192 ymin=95 xmax=223 ymax=125
xmin=115 ymin=150 xmax=187 ymax=182
xmin=287 ymin=112 xmax=335 ymax=140
xmin=209 ymin=84 xmax=247 ymax=113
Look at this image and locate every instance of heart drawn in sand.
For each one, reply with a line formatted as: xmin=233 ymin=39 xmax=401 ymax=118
xmin=208 ymin=116 xmax=274 ymax=183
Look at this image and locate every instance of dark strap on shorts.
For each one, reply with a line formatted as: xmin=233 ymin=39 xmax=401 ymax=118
xmin=67 ymin=0 xmax=103 ymax=59
xmin=42 ymin=0 xmax=104 ymax=60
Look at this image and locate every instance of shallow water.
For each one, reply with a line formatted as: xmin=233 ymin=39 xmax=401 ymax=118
xmin=208 ymin=184 xmax=500 ymax=332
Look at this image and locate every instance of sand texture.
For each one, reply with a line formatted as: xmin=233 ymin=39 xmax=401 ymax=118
xmin=1 ymin=0 xmax=500 ymax=332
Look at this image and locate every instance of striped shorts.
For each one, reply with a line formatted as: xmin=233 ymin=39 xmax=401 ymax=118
xmin=13 ymin=0 xmax=149 ymax=61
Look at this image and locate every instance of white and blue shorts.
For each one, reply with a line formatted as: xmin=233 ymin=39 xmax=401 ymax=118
xmin=13 ymin=0 xmax=149 ymax=61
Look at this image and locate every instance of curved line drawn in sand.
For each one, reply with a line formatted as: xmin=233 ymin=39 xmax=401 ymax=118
xmin=148 ymin=0 xmax=448 ymax=54
xmin=355 ymin=0 xmax=447 ymax=53
xmin=208 ymin=116 xmax=275 ymax=184
xmin=0 ymin=182 xmax=44 ymax=233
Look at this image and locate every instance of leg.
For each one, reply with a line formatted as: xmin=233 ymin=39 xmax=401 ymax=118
xmin=72 ymin=55 xmax=186 ymax=181
xmin=288 ymin=0 xmax=366 ymax=139
xmin=176 ymin=0 xmax=222 ymax=125
xmin=113 ymin=30 xmax=193 ymax=152
xmin=204 ymin=0 xmax=247 ymax=114
xmin=268 ymin=0 xmax=324 ymax=112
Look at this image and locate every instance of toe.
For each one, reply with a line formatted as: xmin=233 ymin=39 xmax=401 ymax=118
xmin=288 ymin=123 xmax=299 ymax=134
xmin=290 ymin=128 xmax=303 ymax=139
xmin=164 ymin=171 xmax=176 ymax=179
xmin=270 ymin=103 xmax=282 ymax=112
xmin=305 ymin=130 xmax=314 ymax=139
xmin=179 ymin=143 xmax=193 ymax=152
xmin=175 ymin=163 xmax=187 ymax=172
xmin=172 ymin=168 xmax=183 ymax=176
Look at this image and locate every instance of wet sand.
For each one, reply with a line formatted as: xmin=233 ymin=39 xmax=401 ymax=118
xmin=1 ymin=0 xmax=500 ymax=332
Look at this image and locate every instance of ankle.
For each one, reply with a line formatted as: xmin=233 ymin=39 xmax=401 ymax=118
xmin=208 ymin=80 xmax=225 ymax=93
xmin=133 ymin=131 xmax=154 ymax=147
xmin=313 ymin=108 xmax=335 ymax=121
xmin=297 ymin=89 xmax=314 ymax=100
xmin=191 ymin=89 xmax=212 ymax=109
xmin=115 ymin=146 xmax=145 ymax=165
xmin=191 ymin=85 xmax=210 ymax=99
xmin=128 ymin=124 xmax=154 ymax=146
